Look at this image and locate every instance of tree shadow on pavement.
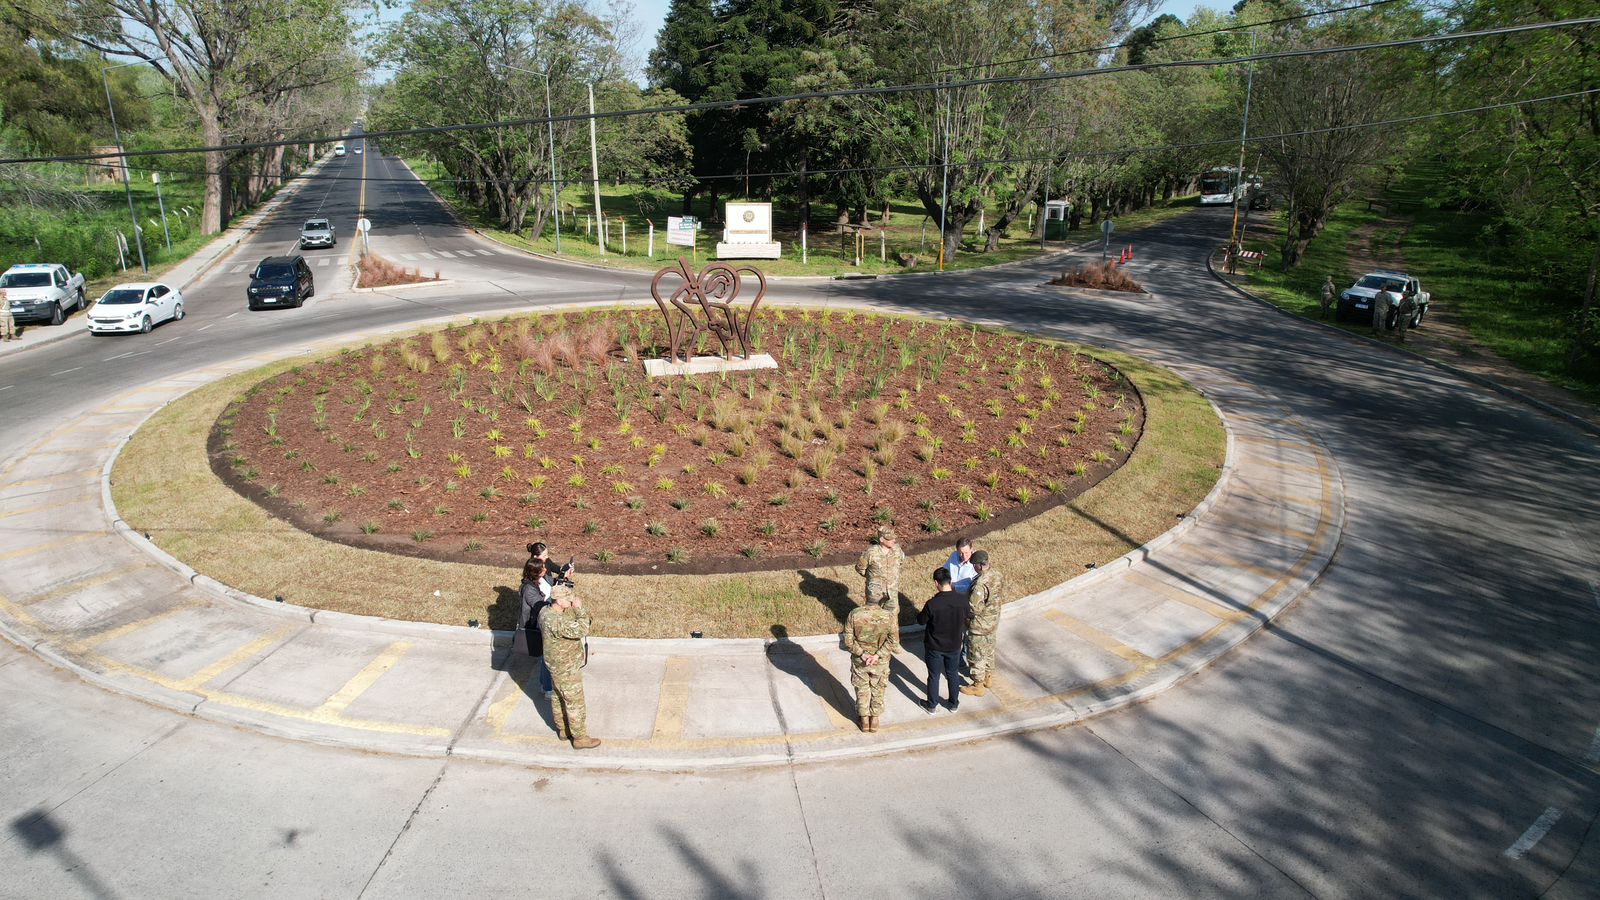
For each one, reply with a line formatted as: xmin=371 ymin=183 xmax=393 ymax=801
xmin=767 ymin=625 xmax=857 ymax=725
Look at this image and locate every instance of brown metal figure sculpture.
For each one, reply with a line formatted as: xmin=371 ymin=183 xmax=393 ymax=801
xmin=649 ymin=257 xmax=767 ymax=364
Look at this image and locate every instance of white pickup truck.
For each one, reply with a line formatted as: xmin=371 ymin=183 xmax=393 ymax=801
xmin=1 ymin=263 xmax=87 ymax=326
xmin=1336 ymin=269 xmax=1430 ymax=328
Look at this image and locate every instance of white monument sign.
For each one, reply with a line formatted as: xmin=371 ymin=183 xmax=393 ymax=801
xmin=716 ymin=202 xmax=781 ymax=260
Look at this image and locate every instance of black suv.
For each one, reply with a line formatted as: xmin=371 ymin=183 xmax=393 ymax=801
xmin=247 ymin=255 xmax=314 ymax=310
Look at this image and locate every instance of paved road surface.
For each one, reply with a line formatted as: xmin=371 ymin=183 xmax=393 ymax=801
xmin=2 ymin=133 xmax=1597 ymax=898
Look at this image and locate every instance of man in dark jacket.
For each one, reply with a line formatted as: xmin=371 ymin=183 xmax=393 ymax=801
xmin=917 ymin=567 xmax=971 ymax=712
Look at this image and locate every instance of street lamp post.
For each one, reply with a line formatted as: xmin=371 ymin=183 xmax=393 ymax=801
xmin=495 ymin=61 xmax=561 ymax=254
xmin=102 ymin=57 xmax=163 ymax=273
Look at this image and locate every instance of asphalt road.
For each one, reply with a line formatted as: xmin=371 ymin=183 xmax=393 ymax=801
xmin=2 ymin=137 xmax=1598 ymax=898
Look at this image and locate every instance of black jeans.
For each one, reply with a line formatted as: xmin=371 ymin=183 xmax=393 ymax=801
xmin=925 ymin=647 xmax=961 ymax=705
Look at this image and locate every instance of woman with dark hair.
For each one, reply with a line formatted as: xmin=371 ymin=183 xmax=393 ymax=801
xmin=521 ymin=544 xmax=555 ymax=697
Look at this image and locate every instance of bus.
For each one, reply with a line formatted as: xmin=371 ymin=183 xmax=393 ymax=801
xmin=1199 ymin=167 xmax=1243 ymax=205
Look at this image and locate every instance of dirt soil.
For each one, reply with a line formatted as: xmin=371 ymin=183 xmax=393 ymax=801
xmin=217 ymin=309 xmax=1143 ymax=574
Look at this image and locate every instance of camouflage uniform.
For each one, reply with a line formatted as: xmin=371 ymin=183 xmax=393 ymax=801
xmin=539 ymin=587 xmax=593 ymax=741
xmin=844 ymin=601 xmax=895 ymax=721
xmin=855 ymin=539 xmax=906 ymax=648
xmin=1319 ymin=277 xmax=1335 ymax=320
xmin=965 ymin=569 xmax=1005 ymax=687
xmin=1394 ymin=293 xmax=1418 ymax=343
xmin=0 ymin=291 xmax=15 ymax=341
xmin=1371 ymin=289 xmax=1396 ymax=336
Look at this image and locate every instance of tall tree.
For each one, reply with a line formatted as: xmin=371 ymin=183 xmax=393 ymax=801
xmin=18 ymin=0 xmax=364 ymax=233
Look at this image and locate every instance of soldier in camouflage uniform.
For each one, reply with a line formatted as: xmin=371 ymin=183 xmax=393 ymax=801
xmin=843 ymin=596 xmax=895 ymax=732
xmin=539 ymin=582 xmax=601 ymax=749
xmin=855 ymin=526 xmax=906 ymax=651
xmin=960 ymin=551 xmax=1005 ymax=697
xmin=1394 ymin=290 xmax=1418 ymax=343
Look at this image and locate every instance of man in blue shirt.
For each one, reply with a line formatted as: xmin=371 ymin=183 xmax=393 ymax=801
xmin=944 ymin=538 xmax=977 ymax=594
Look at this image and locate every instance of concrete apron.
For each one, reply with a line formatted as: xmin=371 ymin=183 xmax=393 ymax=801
xmin=0 ymin=299 xmax=1345 ymax=771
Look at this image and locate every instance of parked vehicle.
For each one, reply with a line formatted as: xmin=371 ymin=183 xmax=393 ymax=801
xmin=334 ymin=143 xmax=347 ymax=157
xmin=247 ymin=256 xmax=314 ymax=310
xmin=1336 ymin=270 xmax=1430 ymax=326
xmin=86 ymin=283 xmax=184 ymax=334
xmin=1 ymin=263 xmax=86 ymax=326
xmin=300 ymin=218 xmax=336 ymax=249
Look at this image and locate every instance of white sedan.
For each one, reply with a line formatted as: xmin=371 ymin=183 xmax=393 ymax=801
xmin=86 ymin=282 xmax=185 ymax=335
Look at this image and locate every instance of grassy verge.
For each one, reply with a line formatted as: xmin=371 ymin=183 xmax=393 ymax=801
xmin=1230 ymin=193 xmax=1600 ymax=400
xmin=408 ymin=157 xmax=1199 ymax=278
xmin=113 ymin=316 xmax=1224 ymax=639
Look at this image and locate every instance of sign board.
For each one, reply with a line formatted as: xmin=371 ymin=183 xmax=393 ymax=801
xmin=722 ymin=203 xmax=773 ymax=245
xmin=1100 ymin=219 xmax=1114 ymax=237
xmin=666 ymin=216 xmax=696 ymax=247
xmin=356 ymin=217 xmax=372 ymax=233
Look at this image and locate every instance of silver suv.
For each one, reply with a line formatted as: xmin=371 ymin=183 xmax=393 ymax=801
xmin=299 ymin=218 xmax=336 ymax=249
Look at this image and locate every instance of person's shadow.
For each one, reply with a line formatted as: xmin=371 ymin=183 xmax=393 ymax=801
xmin=767 ymin=624 xmax=858 ymax=724
xmin=488 ymin=584 xmax=557 ymax=733
xmin=795 ymin=569 xmax=855 ymax=626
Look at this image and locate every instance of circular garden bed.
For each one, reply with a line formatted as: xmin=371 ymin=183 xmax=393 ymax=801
xmin=214 ymin=308 xmax=1144 ymax=573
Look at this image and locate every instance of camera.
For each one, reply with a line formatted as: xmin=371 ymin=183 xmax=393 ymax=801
xmin=551 ymin=555 xmax=576 ymax=587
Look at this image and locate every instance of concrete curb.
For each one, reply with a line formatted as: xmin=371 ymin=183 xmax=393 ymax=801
xmin=95 ymin=299 xmax=1238 ymax=654
xmin=1206 ymin=251 xmax=1600 ymax=440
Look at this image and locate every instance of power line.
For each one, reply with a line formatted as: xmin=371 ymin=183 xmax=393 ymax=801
xmin=1 ymin=15 xmax=1594 ymax=168
xmin=920 ymin=0 xmax=1405 ymax=77
xmin=48 ymin=87 xmax=1597 ymax=189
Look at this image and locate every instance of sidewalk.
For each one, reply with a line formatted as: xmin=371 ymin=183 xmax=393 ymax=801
xmin=0 ymin=154 xmax=334 ymax=358
xmin=0 ymin=304 xmax=1344 ymax=770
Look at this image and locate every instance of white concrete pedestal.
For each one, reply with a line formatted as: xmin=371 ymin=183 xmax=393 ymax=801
xmin=715 ymin=242 xmax=782 ymax=260
xmin=644 ymin=353 xmax=778 ymax=378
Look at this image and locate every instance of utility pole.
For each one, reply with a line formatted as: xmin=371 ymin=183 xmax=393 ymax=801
xmin=102 ymin=58 xmax=161 ymax=273
xmin=1229 ymin=29 xmax=1258 ymax=246
xmin=588 ymin=82 xmax=604 ymax=256
xmin=938 ymin=83 xmax=951 ymax=272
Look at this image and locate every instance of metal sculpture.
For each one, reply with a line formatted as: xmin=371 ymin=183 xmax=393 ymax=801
xmin=649 ymin=257 xmax=767 ymax=364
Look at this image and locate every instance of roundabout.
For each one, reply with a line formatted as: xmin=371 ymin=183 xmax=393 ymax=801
xmin=1 ymin=297 xmax=1339 ymax=768
xmin=1 ymin=154 xmax=1597 ymax=896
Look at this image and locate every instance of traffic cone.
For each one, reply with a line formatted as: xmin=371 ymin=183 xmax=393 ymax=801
xmin=1127 ymin=244 xmax=1134 ymax=261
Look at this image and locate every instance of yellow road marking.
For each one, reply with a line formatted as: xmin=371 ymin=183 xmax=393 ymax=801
xmin=1043 ymin=609 xmax=1151 ymax=663
xmin=986 ymin=671 xmax=1028 ymax=705
xmin=1124 ymin=570 xmax=1244 ymax=621
xmin=0 ymin=532 xmax=102 ymax=562
xmin=0 ymin=496 xmax=94 ymax=521
xmin=18 ymin=569 xmax=133 ymax=608
xmin=1207 ymin=514 xmax=1318 ymax=545
xmin=651 ymin=656 xmax=693 ymax=740
xmin=73 ymin=599 xmax=203 ymax=650
xmin=485 ymin=673 xmax=527 ymax=735
xmin=1 ymin=469 xmax=100 ymax=491
xmin=317 ymin=640 xmax=411 ymax=715
xmin=172 ymin=626 xmax=295 ymax=691
xmin=806 ymin=651 xmax=855 ymax=730
xmin=1206 ymin=552 xmax=1285 ymax=580
xmin=0 ymin=591 xmax=42 ymax=628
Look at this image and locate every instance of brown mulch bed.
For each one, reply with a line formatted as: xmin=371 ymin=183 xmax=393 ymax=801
xmin=355 ymin=254 xmax=440 ymax=289
xmin=215 ymin=308 xmax=1143 ymax=574
xmin=1049 ymin=260 xmax=1146 ymax=293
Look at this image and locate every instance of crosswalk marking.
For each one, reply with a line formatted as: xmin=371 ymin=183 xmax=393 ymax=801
xmin=230 ymin=264 xmax=249 ymax=274
xmin=416 ymin=252 xmax=437 ymax=260
xmin=398 ymin=253 xmax=417 ymax=261
xmin=316 ymin=257 xmax=330 ymax=266
xmin=435 ymin=250 xmax=456 ymax=258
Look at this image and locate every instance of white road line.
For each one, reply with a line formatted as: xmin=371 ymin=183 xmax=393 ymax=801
xmin=230 ymin=264 xmax=249 ymax=274
xmin=226 ymin=312 xmax=239 ymax=319
xmin=49 ymin=367 xmax=82 ymax=376
xmin=435 ymin=250 xmax=457 ymax=258
xmin=1585 ymin=726 xmax=1600 ymax=764
xmin=476 ymin=248 xmax=497 ymax=256
xmin=102 ymin=351 xmax=135 ymax=362
xmin=155 ymin=337 xmax=180 ymax=346
xmin=1504 ymin=807 xmax=1562 ymax=859
xmin=0 ymin=385 xmax=12 ymax=392
xmin=317 ymin=257 xmax=331 ymax=266
xmin=198 ymin=323 xmax=215 ymax=332
xmin=416 ymin=252 xmax=437 ymax=260
xmin=398 ymin=253 xmax=417 ymax=261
